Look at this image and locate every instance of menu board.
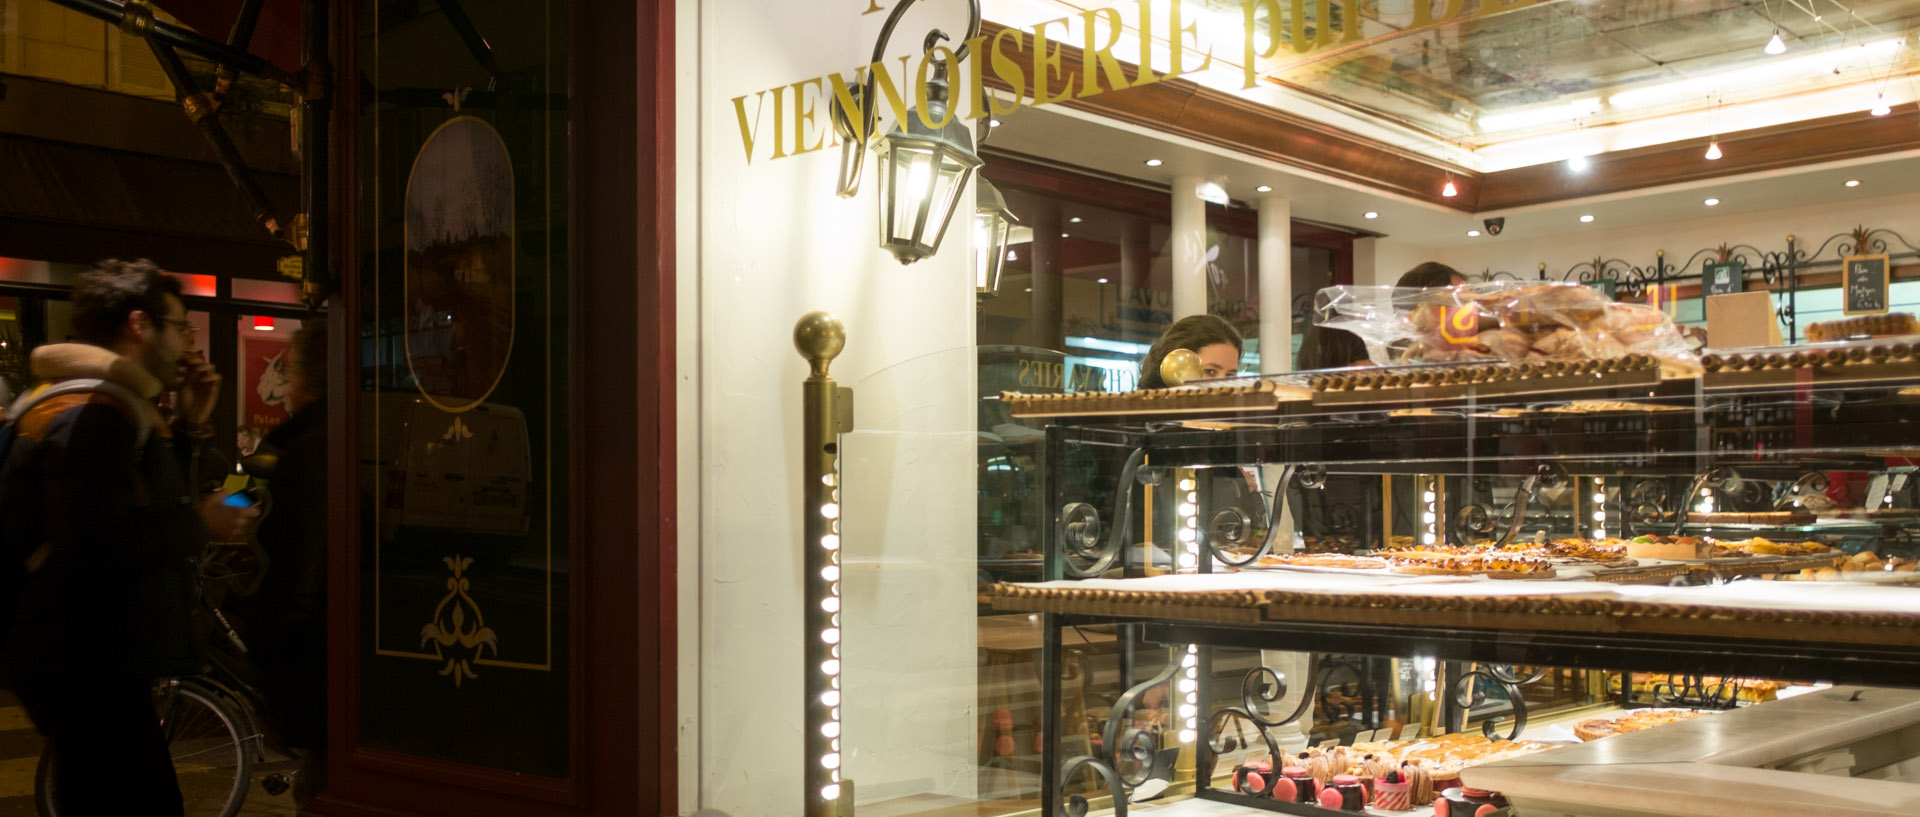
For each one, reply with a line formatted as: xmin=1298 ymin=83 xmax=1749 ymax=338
xmin=1844 ymin=254 xmax=1890 ymax=316
xmin=1705 ymin=260 xmax=1744 ymax=296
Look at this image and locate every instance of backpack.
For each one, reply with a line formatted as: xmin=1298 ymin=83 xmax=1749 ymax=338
xmin=0 ymin=378 xmax=151 ymax=655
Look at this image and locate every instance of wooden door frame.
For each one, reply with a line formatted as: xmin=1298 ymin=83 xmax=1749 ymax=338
xmin=315 ymin=0 xmax=676 ymax=814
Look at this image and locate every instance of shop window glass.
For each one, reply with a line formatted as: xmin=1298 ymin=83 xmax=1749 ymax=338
xmin=353 ymin=0 xmax=571 ymax=777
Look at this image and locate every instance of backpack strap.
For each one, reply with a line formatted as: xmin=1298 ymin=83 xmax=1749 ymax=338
xmin=5 ymin=378 xmax=153 ymax=451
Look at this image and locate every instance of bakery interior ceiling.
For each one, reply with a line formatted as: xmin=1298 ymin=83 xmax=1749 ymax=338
xmin=982 ymin=0 xmax=1920 ymax=171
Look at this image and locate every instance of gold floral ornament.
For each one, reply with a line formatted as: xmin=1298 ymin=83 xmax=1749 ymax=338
xmin=420 ymin=555 xmax=499 ymax=686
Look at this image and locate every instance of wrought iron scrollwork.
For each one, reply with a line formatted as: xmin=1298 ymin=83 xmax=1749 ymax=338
xmin=1649 ymin=674 xmax=1744 ymax=710
xmin=1059 ymin=448 xmax=1149 ymax=578
xmin=1210 ymin=465 xmax=1312 ymax=568
xmin=1565 ymin=256 xmax=1658 ymax=300
xmin=1777 ymin=471 xmax=1832 ymax=510
xmin=1059 ymin=755 xmax=1128 ymax=817
xmin=1452 ymin=668 xmax=1529 ymax=741
xmin=1485 ymin=664 xmax=1549 ymax=686
xmin=1455 ymin=464 xmax=1566 ymax=547
xmin=1624 ymin=478 xmax=1673 ymax=534
xmin=1056 ymin=651 xmax=1180 ymax=816
xmin=1203 ymin=660 xmax=1322 ymax=786
xmin=1674 ymin=467 xmax=1741 ymax=535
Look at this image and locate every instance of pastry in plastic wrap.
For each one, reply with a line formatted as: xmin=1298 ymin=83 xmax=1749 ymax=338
xmin=1316 ymin=282 xmax=1699 ymax=369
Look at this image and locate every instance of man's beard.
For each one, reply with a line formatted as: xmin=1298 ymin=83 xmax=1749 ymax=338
xmin=146 ymin=343 xmax=183 ymax=389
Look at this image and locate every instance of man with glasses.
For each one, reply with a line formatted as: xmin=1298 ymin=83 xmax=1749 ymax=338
xmin=1 ymin=259 xmax=257 ymax=816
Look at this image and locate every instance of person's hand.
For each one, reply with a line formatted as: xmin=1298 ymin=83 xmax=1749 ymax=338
xmin=175 ymin=353 xmax=221 ymax=426
xmin=198 ymin=493 xmax=260 ymax=541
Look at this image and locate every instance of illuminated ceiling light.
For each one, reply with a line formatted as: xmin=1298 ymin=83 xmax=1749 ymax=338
xmin=1579 ymin=214 xmax=1595 ymax=223
xmin=1467 ymin=230 xmax=1481 ymax=237
xmin=1704 ymin=198 xmax=1720 ymax=206
xmin=1255 ymin=185 xmax=1272 ymax=193
xmin=1608 ymin=37 xmax=1904 ymax=110
xmin=1097 ymin=277 xmax=1110 ymax=284
xmin=1765 ymin=29 xmax=1787 ymax=55
xmin=1364 ymin=211 xmax=1379 ymax=219
xmin=1144 ymin=158 xmax=1163 ymax=167
xmin=989 ymin=119 xmax=1001 ymax=128
xmin=1060 ymin=232 xmax=1070 ymax=238
xmin=252 ymin=315 xmax=275 ymax=331
xmin=1567 ymin=153 xmax=1590 ymax=172
xmin=1069 ymin=216 xmax=1082 ymax=223
xmin=1704 ymin=140 xmax=1723 ymax=160
xmin=1846 ymin=179 xmax=1862 ymax=187
xmin=1871 ymin=94 xmax=1892 ymax=116
xmin=1442 ymin=178 xmax=1459 ymax=197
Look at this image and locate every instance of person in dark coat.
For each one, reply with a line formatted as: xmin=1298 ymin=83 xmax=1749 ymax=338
xmin=246 ymin=318 xmax=328 ymax=804
xmin=1 ymin=259 xmax=257 ymax=816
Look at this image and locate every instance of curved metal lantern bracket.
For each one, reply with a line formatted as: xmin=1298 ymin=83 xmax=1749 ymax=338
xmin=830 ymin=0 xmax=983 ymax=198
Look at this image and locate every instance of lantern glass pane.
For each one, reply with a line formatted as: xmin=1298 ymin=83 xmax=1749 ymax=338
xmin=887 ymin=145 xmax=937 ymax=247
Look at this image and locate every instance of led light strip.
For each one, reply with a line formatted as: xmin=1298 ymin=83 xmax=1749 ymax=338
xmin=819 ymin=467 xmax=844 ymax=802
xmin=1175 ymin=471 xmax=1199 ymax=744
xmin=1592 ymin=477 xmax=1609 ymax=540
xmin=796 ymin=312 xmax=853 ymax=817
xmin=1422 ymin=477 xmax=1439 ymax=546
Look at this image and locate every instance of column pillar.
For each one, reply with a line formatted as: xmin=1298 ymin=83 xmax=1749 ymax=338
xmin=1257 ymin=196 xmax=1293 ymax=375
xmin=1119 ymin=218 xmax=1151 ymax=333
xmin=1027 ymin=200 xmax=1065 ymax=352
xmin=1171 ymin=176 xmax=1207 ymax=320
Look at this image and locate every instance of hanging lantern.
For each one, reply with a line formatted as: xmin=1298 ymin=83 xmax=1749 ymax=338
xmin=973 ymin=178 xmax=1016 ymax=299
xmin=253 ymin=316 xmax=276 ymax=331
xmin=874 ymin=66 xmax=982 ymax=265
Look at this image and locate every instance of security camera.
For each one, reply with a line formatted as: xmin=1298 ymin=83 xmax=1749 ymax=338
xmin=1483 ymin=217 xmax=1505 ymax=236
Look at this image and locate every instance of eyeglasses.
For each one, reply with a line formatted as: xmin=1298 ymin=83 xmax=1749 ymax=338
xmin=155 ymin=316 xmax=197 ymax=338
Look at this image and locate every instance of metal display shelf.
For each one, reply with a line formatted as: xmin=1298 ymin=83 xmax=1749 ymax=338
xmin=1023 ymin=359 xmax=1920 ymax=817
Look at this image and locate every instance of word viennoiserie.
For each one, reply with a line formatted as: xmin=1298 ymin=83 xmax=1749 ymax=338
xmin=731 ymin=0 xmax=1533 ymax=164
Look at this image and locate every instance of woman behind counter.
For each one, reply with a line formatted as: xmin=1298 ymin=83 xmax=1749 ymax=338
xmin=1137 ymin=314 xmax=1243 ymax=388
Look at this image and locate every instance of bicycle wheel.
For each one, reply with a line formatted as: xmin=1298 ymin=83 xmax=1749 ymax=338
xmin=34 ymin=679 xmax=253 ymax=817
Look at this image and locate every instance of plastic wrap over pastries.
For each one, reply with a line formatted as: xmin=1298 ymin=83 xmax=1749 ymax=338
xmin=1316 ymin=283 xmax=1700 ymax=366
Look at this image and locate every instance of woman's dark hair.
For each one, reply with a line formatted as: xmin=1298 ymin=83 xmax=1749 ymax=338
xmin=1395 ymin=262 xmax=1464 ymax=289
xmin=1295 ymin=325 xmax=1372 ymax=371
xmin=1138 ymin=314 xmax=1243 ymax=389
xmin=71 ymin=259 xmax=182 ymax=346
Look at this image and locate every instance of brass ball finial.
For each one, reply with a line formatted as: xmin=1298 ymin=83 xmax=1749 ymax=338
xmin=1159 ymin=348 xmax=1203 ymax=387
xmin=794 ymin=311 xmax=846 ymax=377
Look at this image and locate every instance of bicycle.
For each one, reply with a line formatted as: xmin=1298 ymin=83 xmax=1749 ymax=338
xmin=33 ymin=543 xmax=283 ymax=817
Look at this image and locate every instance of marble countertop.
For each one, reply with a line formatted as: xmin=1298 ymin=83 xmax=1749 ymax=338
xmin=1464 ymin=686 xmax=1920 ymax=817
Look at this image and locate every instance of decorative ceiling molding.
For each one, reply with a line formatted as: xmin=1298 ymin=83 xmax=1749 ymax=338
xmin=978 ymin=21 xmax=1920 ymax=215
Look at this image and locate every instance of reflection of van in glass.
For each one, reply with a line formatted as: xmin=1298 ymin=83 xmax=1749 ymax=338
xmin=363 ymin=396 xmax=530 ymax=540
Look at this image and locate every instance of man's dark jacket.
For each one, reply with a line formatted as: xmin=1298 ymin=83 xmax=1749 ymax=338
xmin=1 ymin=344 xmax=205 ymax=684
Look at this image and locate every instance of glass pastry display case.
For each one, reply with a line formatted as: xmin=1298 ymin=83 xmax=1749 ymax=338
xmin=980 ymin=302 xmax=1920 ymax=817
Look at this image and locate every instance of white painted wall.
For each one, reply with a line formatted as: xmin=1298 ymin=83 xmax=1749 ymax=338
xmin=1351 ymin=237 xmax=1445 ymax=288
xmin=685 ymin=1 xmax=982 ymax=815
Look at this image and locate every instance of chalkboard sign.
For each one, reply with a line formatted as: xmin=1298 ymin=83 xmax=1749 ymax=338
xmin=1843 ymin=253 xmax=1891 ymax=315
xmin=1705 ymin=260 xmax=1744 ymax=296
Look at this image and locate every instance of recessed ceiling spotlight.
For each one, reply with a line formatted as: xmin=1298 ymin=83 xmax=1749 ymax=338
xmin=1567 ymin=154 xmax=1591 ymax=172
xmin=1846 ymin=179 xmax=1862 ymax=187
xmin=1704 ymin=197 xmax=1720 ymax=206
xmin=1364 ymin=211 xmax=1379 ymax=219
xmin=1097 ymin=278 xmax=1110 ymax=284
xmin=1069 ymin=217 xmax=1083 ymax=223
xmin=1060 ymin=232 xmax=1070 ymax=238
xmin=1579 ymin=214 xmax=1595 ymax=223
xmin=989 ymin=119 xmax=1002 ymax=128
xmin=1467 ymin=230 xmax=1481 ymax=237
xmin=1255 ymin=185 xmax=1272 ymax=193
xmin=1144 ymin=158 xmax=1163 ymax=167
